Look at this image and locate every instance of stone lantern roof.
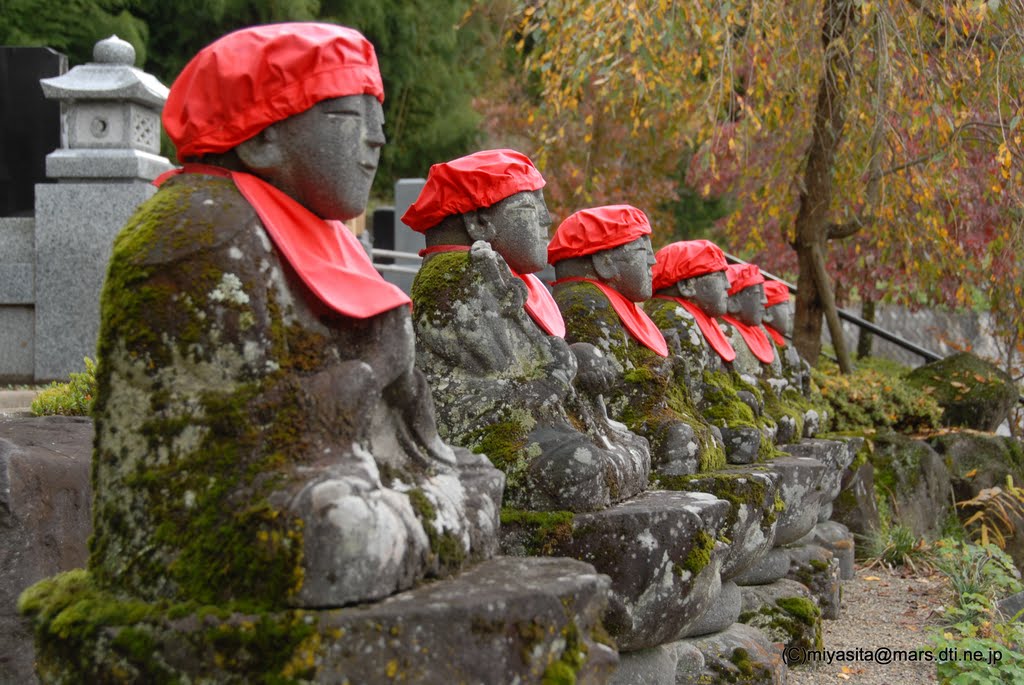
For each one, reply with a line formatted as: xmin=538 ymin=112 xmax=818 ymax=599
xmin=38 ymin=36 xmax=172 ymax=181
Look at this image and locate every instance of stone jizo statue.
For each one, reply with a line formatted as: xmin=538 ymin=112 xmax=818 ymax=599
xmin=549 ymin=206 xmax=725 ymax=475
xmin=720 ymin=263 xmax=779 ymax=380
xmin=645 ymin=240 xmax=737 ymax=402
xmin=88 ymin=23 xmax=503 ymax=610
xmin=764 ymin=280 xmax=811 ymax=395
xmin=404 ymin=151 xmax=650 ymax=512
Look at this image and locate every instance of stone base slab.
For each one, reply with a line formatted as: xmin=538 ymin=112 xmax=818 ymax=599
xmin=23 ymin=557 xmax=618 ymax=684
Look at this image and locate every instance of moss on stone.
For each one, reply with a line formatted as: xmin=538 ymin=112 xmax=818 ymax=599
xmin=654 ymin=470 xmax=777 ymax=537
xmin=409 ymin=488 xmax=467 ymax=572
xmin=540 ymin=618 xmax=588 ymax=685
xmin=410 ymin=251 xmax=477 ymax=328
xmin=466 ymin=409 xmax=537 ymax=504
xmin=738 ymin=596 xmax=823 ymax=652
xmin=19 ymin=568 xmax=318 ymax=683
xmin=775 ymin=596 xmax=821 ymax=627
xmin=905 ymin=352 xmax=1017 ymax=429
xmin=682 ymin=530 xmax=715 ymax=576
xmin=500 ymin=508 xmax=575 ymax=556
xmin=870 ymin=432 xmax=933 ymax=494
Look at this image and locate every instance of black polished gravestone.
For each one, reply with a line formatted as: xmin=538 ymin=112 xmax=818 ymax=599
xmin=0 ymin=47 xmax=66 ymax=217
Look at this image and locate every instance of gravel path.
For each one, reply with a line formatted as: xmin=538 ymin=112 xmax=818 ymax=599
xmin=786 ymin=563 xmax=947 ymax=685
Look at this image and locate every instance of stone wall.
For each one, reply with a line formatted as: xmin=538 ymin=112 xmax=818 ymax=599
xmin=826 ymin=303 xmax=1002 ymax=368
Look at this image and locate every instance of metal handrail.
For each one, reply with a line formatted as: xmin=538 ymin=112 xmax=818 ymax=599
xmin=724 ymin=252 xmax=942 ymax=363
xmin=372 ymin=248 xmax=422 ymax=262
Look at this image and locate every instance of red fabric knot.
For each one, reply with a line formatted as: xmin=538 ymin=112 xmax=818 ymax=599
xmin=553 ymin=277 xmax=667 ymax=356
xmin=654 ymin=295 xmax=736 ymax=362
xmin=720 ymin=315 xmax=775 ymax=363
xmin=157 ymin=165 xmax=410 ymax=319
xmin=764 ymin=324 xmax=787 ymax=347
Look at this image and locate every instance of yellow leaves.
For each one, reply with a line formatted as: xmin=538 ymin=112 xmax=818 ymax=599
xmin=997 ymin=142 xmax=1012 ymax=179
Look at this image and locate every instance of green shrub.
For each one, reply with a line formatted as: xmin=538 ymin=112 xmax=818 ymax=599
xmin=929 ymin=541 xmax=1024 ymax=684
xmin=31 ymin=357 xmax=97 ymax=417
xmin=813 ymin=357 xmax=943 ymax=434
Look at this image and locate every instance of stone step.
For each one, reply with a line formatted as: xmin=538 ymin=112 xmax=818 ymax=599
xmin=0 ymin=390 xmax=39 ymax=415
xmin=501 ymin=489 xmax=731 ymax=651
xmin=22 ymin=556 xmax=618 ymax=684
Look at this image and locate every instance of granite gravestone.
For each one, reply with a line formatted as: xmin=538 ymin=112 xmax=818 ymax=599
xmin=0 ymin=47 xmax=65 ymax=217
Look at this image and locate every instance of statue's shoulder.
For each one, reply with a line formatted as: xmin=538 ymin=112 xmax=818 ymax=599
xmin=116 ymin=174 xmax=257 ymax=267
xmin=645 ymin=297 xmax=697 ymax=328
xmin=554 ymin=279 xmax=614 ymax=316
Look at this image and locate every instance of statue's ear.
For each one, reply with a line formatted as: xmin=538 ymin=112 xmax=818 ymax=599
xmin=676 ymin=279 xmax=696 ymax=298
xmin=236 ymin=125 xmax=285 ymax=173
xmin=726 ymin=294 xmax=741 ymax=314
xmin=592 ymin=251 xmax=618 ymax=282
xmin=463 ymin=209 xmax=496 ymax=242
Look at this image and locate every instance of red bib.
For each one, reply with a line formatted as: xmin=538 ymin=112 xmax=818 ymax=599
xmin=155 ymin=164 xmax=411 ymax=319
xmin=764 ymin=324 xmax=786 ymax=347
xmin=419 ymin=244 xmax=565 ymax=338
xmin=654 ymin=295 xmax=736 ymax=362
xmin=719 ymin=315 xmax=775 ymax=364
xmin=553 ymin=277 xmax=668 ymax=357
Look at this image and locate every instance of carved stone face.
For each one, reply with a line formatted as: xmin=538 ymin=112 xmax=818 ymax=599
xmin=267 ymin=94 xmax=385 ymax=220
xmin=677 ymin=270 xmax=730 ymax=317
xmin=727 ymin=284 xmax=767 ymax=326
xmin=479 ymin=189 xmax=552 ymax=274
xmin=597 ymin=236 xmax=656 ymax=302
xmin=766 ymin=301 xmax=793 ymax=337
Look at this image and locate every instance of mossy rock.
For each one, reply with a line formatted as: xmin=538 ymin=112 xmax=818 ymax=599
xmin=905 ymin=352 xmax=1019 ymax=432
xmin=870 ymin=432 xmax=952 ymax=539
xmin=737 ymin=595 xmax=822 ymax=654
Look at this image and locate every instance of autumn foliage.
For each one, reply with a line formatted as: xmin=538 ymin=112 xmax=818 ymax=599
xmin=480 ymin=0 xmax=1024 ymax=384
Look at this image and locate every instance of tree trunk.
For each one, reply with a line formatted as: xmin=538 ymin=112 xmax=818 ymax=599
xmin=792 ymin=0 xmax=859 ymax=373
xmin=857 ymin=297 xmax=875 ymax=359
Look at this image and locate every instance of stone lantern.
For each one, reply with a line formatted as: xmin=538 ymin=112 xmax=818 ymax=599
xmin=39 ymin=35 xmax=172 ymax=181
xmin=32 ymin=36 xmax=173 ymax=382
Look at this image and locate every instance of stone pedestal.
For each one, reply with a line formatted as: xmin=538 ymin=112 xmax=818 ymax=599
xmin=795 ymin=521 xmax=856 ymax=580
xmin=677 ymin=623 xmax=786 ymax=685
xmin=785 ymin=544 xmax=842 ymax=619
xmin=739 ymin=579 xmax=823 ymax=653
xmin=501 ymin=490 xmax=730 ymax=651
xmin=23 ymin=557 xmax=618 ymax=684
